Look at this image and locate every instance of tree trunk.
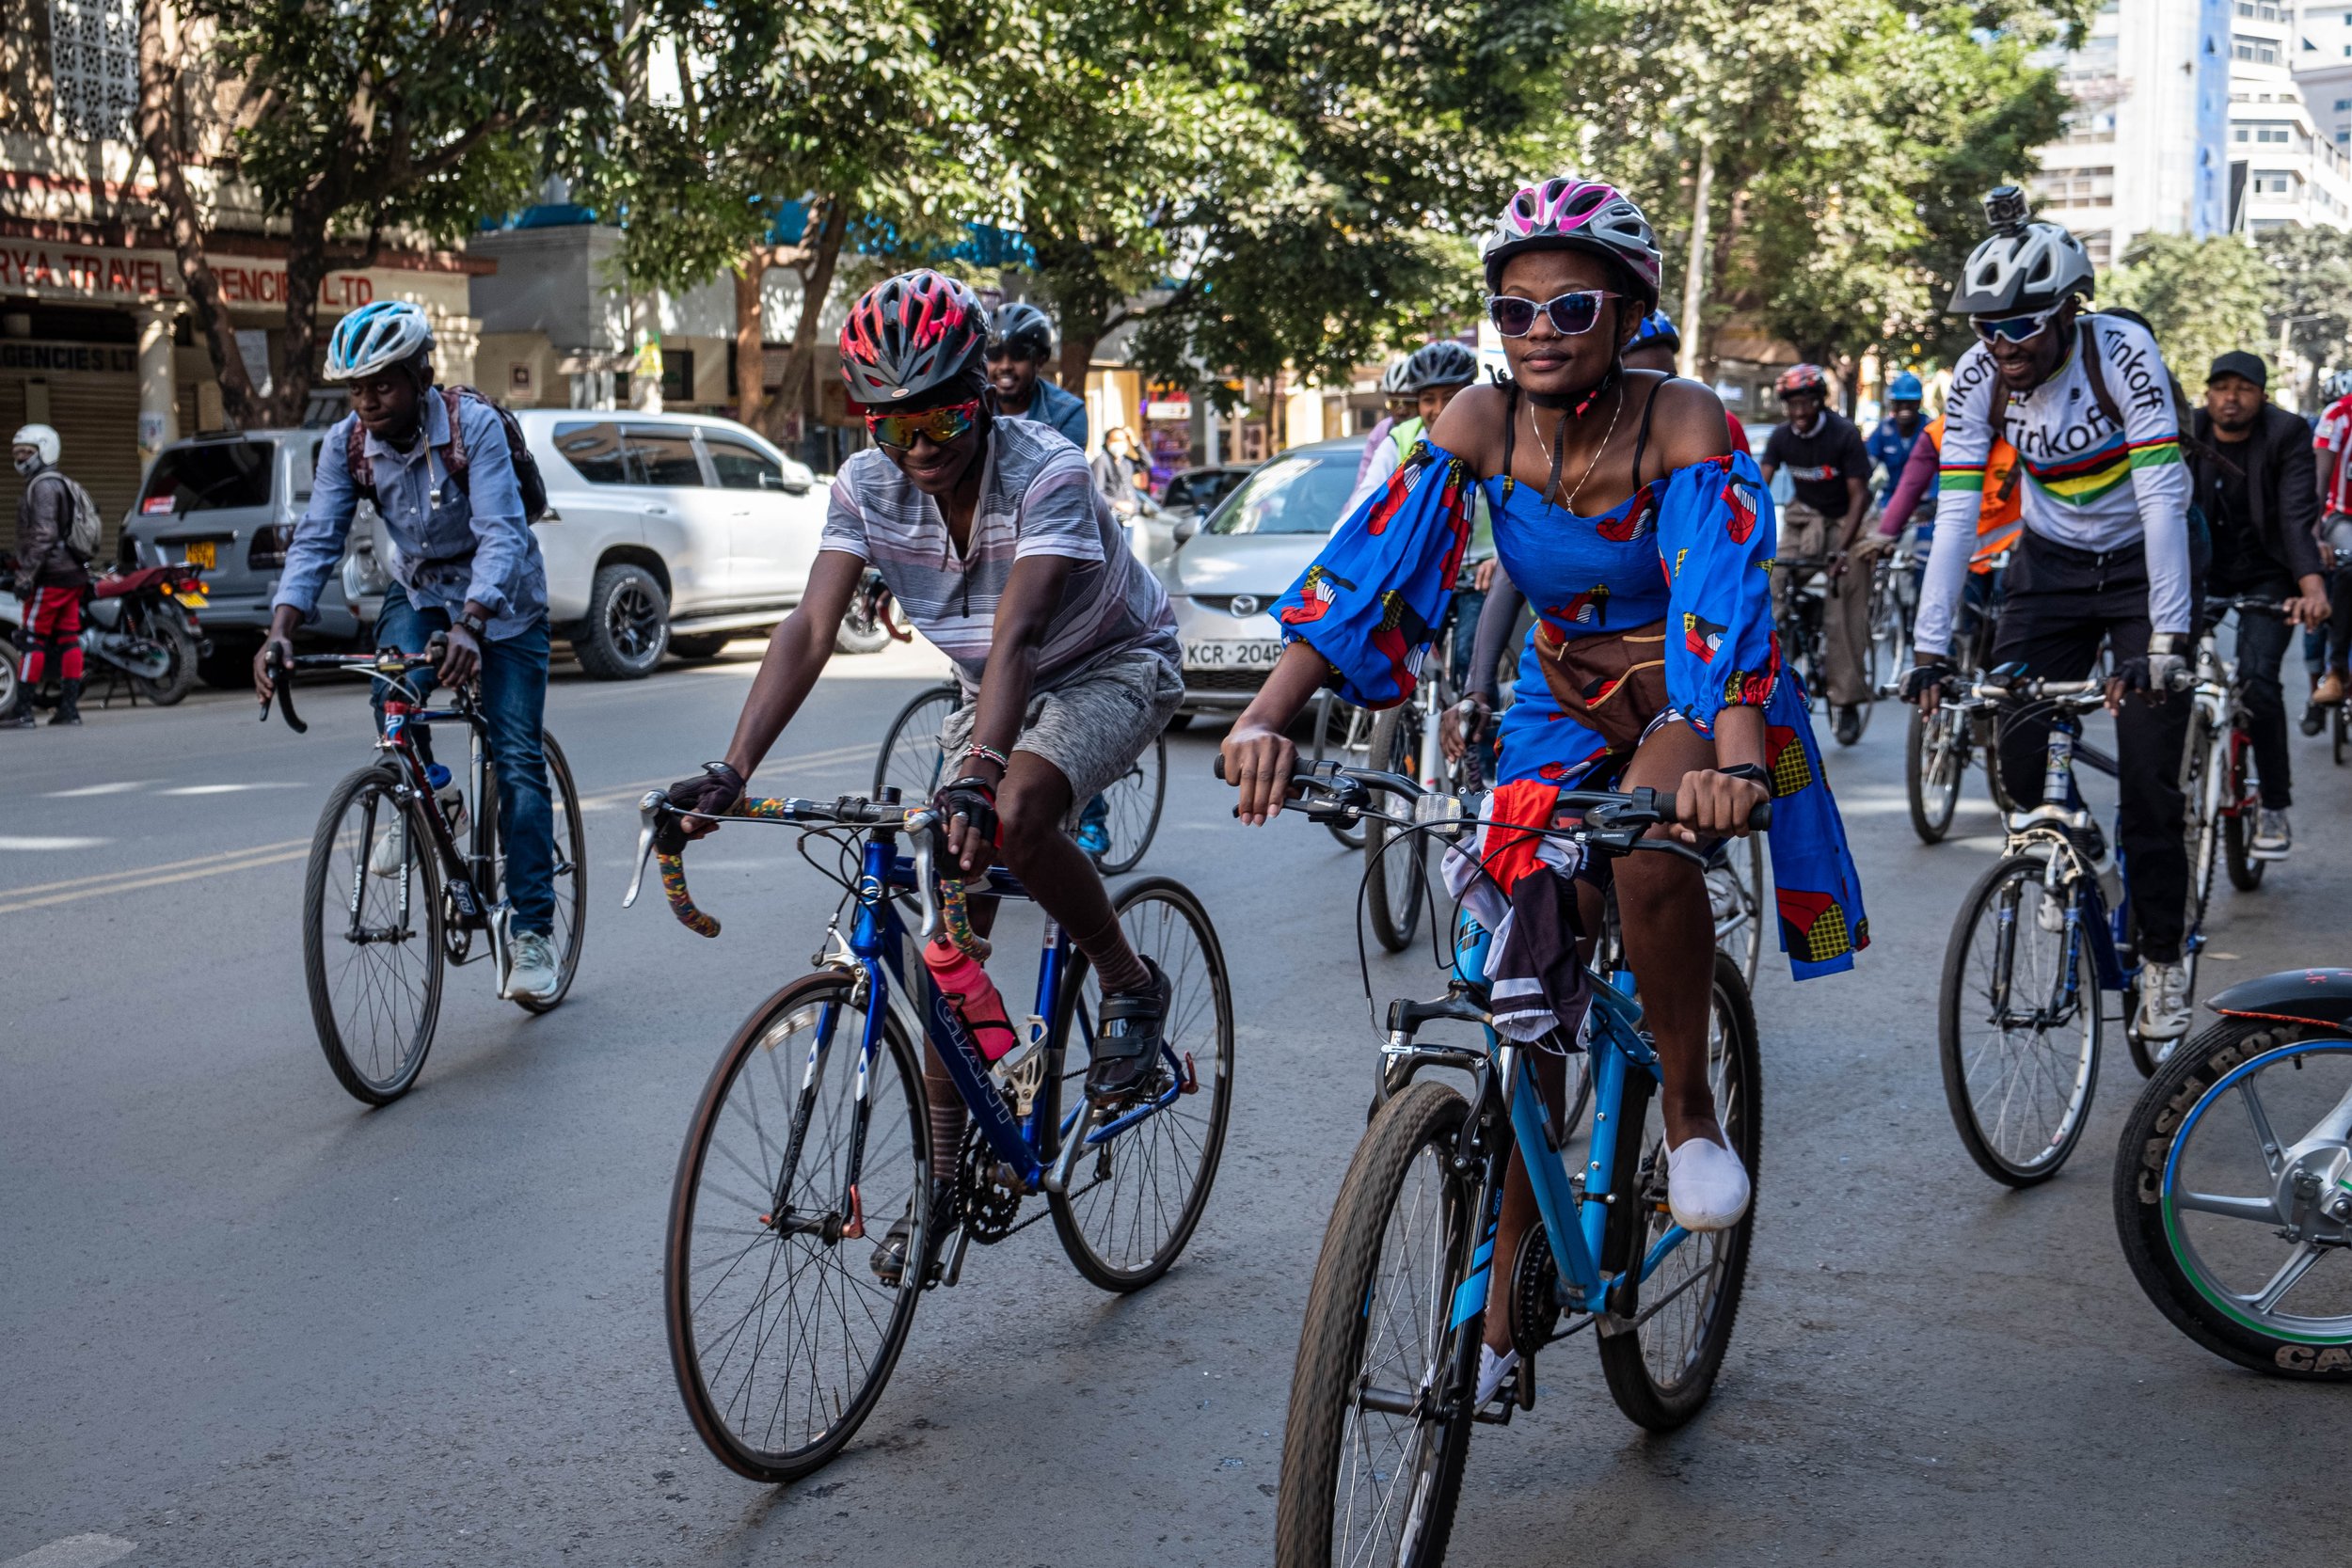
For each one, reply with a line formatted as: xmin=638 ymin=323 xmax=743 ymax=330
xmin=762 ymin=200 xmax=848 ymax=449
xmin=1059 ymin=330 xmax=1098 ymax=407
xmin=1677 ymin=131 xmax=1713 ymax=381
xmin=135 ymin=0 xmax=262 ymax=425
xmin=732 ymin=259 xmax=767 ymax=426
xmin=264 ymin=190 xmax=328 ymax=425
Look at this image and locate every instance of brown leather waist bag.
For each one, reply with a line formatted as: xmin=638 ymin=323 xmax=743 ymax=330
xmin=1531 ymin=617 xmax=1671 ymax=752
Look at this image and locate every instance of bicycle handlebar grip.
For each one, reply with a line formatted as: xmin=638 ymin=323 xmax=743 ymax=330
xmin=936 ymin=876 xmax=991 ymax=958
xmin=736 ymin=796 xmax=792 ymax=820
xmin=659 ymin=851 xmax=721 ymax=938
xmin=263 ymin=646 xmax=308 ymax=734
xmin=1652 ymin=791 xmax=1773 ymax=833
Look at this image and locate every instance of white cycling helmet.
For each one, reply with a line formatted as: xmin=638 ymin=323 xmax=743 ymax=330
xmin=1947 ymin=187 xmax=2093 ymax=316
xmin=325 ymin=300 xmax=436 ymax=382
xmin=11 ymin=423 xmax=59 ymax=467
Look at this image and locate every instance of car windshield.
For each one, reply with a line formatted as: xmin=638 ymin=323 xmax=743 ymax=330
xmin=140 ymin=442 xmax=273 ymax=514
xmin=1201 ymin=453 xmax=1352 ymax=536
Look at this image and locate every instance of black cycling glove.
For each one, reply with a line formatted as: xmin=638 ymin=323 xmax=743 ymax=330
xmin=933 ymin=775 xmax=1000 ymax=850
xmin=2117 ymin=637 xmax=2187 ymax=698
xmin=658 ymin=761 xmax=745 ymax=853
xmin=1898 ymin=659 xmax=1952 ymax=704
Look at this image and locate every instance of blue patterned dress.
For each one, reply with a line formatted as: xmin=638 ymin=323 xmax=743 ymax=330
xmin=1271 ymin=422 xmax=1868 ymax=979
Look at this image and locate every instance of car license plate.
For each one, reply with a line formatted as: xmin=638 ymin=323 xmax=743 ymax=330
xmin=184 ymin=540 xmax=215 ymax=569
xmin=1184 ymin=639 xmax=1283 ymax=671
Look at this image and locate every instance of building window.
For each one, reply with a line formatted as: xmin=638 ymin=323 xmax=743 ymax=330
xmin=2234 ymin=0 xmax=2283 ymax=18
xmin=2080 ymin=230 xmax=2113 ymax=267
xmin=2338 ymin=98 xmax=2352 ymax=110
xmin=49 ymin=0 xmax=139 ymax=143
xmin=2251 ymin=170 xmax=2298 ymax=195
xmin=2235 ymin=34 xmax=2280 ymax=62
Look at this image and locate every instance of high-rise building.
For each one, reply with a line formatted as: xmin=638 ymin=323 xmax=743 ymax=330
xmin=2031 ymin=0 xmax=2233 ymax=261
xmin=2230 ymin=0 xmax=2352 ymax=230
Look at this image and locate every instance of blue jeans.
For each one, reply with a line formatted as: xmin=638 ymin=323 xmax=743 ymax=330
xmin=373 ymin=584 xmax=556 ymax=935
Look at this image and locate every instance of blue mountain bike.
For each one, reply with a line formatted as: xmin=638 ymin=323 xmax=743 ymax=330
xmin=1255 ymin=761 xmax=1768 ymax=1567
xmin=628 ymin=785 xmax=1232 ymax=1481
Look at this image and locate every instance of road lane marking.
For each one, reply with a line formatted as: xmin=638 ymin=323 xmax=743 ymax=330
xmin=0 ymin=848 xmax=315 ymax=914
xmin=155 ymin=782 xmax=306 ymax=796
xmin=44 ymin=781 xmax=160 ymax=798
xmin=0 ymin=836 xmax=112 ymax=851
xmin=2 ymin=1537 xmax=137 ymax=1568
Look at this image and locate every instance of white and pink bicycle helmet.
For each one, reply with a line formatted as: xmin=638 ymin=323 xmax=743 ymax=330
xmin=1479 ymin=179 xmax=1662 ymax=309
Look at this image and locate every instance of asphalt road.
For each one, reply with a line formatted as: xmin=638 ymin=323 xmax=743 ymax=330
xmin=4 ymin=646 xmax=2347 ymax=1567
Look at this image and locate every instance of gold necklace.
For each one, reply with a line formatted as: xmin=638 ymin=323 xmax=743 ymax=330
xmin=1528 ymin=384 xmax=1625 ymax=513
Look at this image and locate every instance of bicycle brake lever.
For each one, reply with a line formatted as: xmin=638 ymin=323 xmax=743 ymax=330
xmin=908 ymin=808 xmax=943 ymax=942
xmin=262 ymin=649 xmax=308 ymax=734
xmin=624 ymin=791 xmax=663 ymax=908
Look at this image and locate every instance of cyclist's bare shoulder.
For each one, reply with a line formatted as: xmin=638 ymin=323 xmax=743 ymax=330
xmin=1431 ymin=383 xmax=1509 ymax=479
xmin=1649 ymin=374 xmax=1735 ymax=474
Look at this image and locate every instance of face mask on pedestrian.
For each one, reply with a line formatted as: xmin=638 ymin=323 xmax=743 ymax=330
xmin=12 ymin=447 xmax=43 ymax=477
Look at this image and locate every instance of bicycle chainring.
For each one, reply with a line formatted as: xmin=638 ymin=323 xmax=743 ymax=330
xmin=1512 ymin=1223 xmax=1565 ymax=1359
xmin=959 ymin=1125 xmax=1024 ymax=1243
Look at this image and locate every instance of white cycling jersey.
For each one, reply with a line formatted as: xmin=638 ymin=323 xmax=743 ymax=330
xmin=1915 ymin=312 xmax=2192 ymax=656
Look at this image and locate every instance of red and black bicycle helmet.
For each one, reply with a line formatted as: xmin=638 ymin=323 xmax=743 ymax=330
xmin=839 ymin=269 xmax=989 ymax=406
xmin=1775 ymin=363 xmax=1831 ymax=401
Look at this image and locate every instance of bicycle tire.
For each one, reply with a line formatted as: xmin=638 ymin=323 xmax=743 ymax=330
xmin=2335 ymin=702 xmax=2348 ymax=767
xmin=2223 ymin=812 xmax=2265 ymax=892
xmin=1937 ymin=853 xmax=2101 ymax=1185
xmin=1275 ymin=1080 xmax=1477 ymax=1568
xmin=665 ymin=971 xmax=931 ymax=1483
xmin=502 ymin=732 xmax=586 ymax=1014
xmin=1043 ymin=877 xmax=1234 ymax=1291
xmin=1597 ymin=952 xmax=1761 ymax=1430
xmin=2183 ymin=712 xmax=2221 ymax=932
xmin=1906 ymin=704 xmax=1963 ymax=844
xmin=1705 ymin=832 xmax=1764 ymax=987
xmin=2114 ymin=1018 xmax=2352 ymax=1378
xmin=303 ymin=762 xmax=445 ymax=1106
xmin=1314 ymin=700 xmax=1375 ymax=849
xmin=1092 ymin=728 xmax=1166 ymax=876
xmin=872 ymin=683 xmax=961 ymax=802
xmin=1363 ymin=704 xmax=1427 ymax=953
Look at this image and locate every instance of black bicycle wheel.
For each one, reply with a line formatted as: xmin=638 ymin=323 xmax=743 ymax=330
xmin=1043 ymin=877 xmax=1234 ymax=1291
xmin=1275 ymin=1080 xmax=1477 ymax=1568
xmin=2116 ymin=1018 xmax=2352 ymax=1377
xmin=873 ymin=683 xmax=961 ymax=802
xmin=665 ymin=971 xmax=931 ymax=1483
xmin=2334 ymin=702 xmax=2348 ymax=767
xmin=2224 ymin=810 xmax=2266 ymax=892
xmin=1597 ymin=953 xmax=1761 ymax=1429
xmin=1363 ymin=704 xmax=1427 ymax=953
xmin=302 ymin=763 xmax=445 ymax=1105
xmin=1937 ymin=853 xmax=2101 ymax=1185
xmin=1703 ymin=832 xmax=1764 ymax=987
xmin=490 ymin=732 xmax=586 ymax=1014
xmin=1092 ymin=729 xmax=1166 ymax=876
xmin=1314 ymin=699 xmax=1375 ymax=850
xmin=1906 ymin=704 xmax=1964 ymax=844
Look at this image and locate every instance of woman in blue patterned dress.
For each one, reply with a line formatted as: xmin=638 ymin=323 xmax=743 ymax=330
xmin=1220 ymin=178 xmax=1866 ymax=1402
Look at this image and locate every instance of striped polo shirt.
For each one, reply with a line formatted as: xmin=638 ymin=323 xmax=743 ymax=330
xmin=820 ymin=418 xmax=1180 ymax=689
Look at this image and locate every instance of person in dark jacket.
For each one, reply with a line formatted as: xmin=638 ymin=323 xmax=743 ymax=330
xmin=2193 ymin=351 xmax=2331 ymax=860
xmin=8 ymin=422 xmax=90 ymax=728
xmin=984 ymin=302 xmax=1089 ymax=450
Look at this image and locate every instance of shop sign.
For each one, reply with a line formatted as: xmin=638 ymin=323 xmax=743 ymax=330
xmin=0 ymin=244 xmax=376 ymax=309
xmin=1144 ymin=388 xmax=1192 ymax=421
xmin=0 ymin=340 xmax=137 ymax=375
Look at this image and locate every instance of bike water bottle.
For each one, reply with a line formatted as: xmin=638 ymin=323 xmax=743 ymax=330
xmin=423 ymin=762 xmax=467 ymax=839
xmin=923 ymin=935 xmax=1016 ymax=1061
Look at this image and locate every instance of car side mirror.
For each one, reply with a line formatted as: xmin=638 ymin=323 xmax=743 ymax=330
xmin=1174 ymin=515 xmax=1200 ymax=545
xmin=762 ymin=471 xmax=812 ymax=497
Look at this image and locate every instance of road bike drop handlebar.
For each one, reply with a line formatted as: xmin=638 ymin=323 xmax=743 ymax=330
xmin=623 ymin=792 xmax=987 ymax=957
xmin=259 ymin=632 xmax=452 ymax=736
xmin=1211 ymin=754 xmax=1772 ymax=842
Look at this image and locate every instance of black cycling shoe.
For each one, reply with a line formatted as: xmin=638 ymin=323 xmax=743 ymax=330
xmin=1833 ymin=705 xmax=1862 ymax=747
xmin=868 ymin=1181 xmax=947 ymax=1287
xmin=1086 ymin=958 xmax=1171 ymax=1104
xmin=2302 ymin=705 xmax=2327 ymax=737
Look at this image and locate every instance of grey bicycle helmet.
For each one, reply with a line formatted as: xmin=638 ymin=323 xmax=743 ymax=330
xmin=1403 ymin=340 xmax=1479 ymax=392
xmin=987 ymin=301 xmax=1056 ymax=361
xmin=1378 ymin=356 xmax=1415 ymax=397
xmin=1947 ymin=186 xmax=2093 ymax=316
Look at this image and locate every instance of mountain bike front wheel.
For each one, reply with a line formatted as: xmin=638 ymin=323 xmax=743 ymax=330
xmin=1276 ymin=1081 xmax=1477 ymax=1568
xmin=1938 ymin=853 xmax=2102 ymax=1185
xmin=1597 ymin=953 xmax=1761 ymax=1429
xmin=2115 ymin=1020 xmax=2352 ymax=1378
xmin=665 ymin=971 xmax=931 ymax=1483
xmin=1044 ymin=877 xmax=1234 ymax=1291
xmin=303 ymin=762 xmax=445 ymax=1105
xmin=1906 ymin=703 xmax=1965 ymax=844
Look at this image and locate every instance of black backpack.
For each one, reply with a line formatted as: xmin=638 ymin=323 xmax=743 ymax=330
xmin=346 ymin=386 xmax=548 ymax=520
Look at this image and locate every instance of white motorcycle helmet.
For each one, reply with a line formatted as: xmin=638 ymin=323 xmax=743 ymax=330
xmin=1947 ymin=186 xmax=2094 ymax=317
xmin=12 ymin=422 xmax=59 ymax=475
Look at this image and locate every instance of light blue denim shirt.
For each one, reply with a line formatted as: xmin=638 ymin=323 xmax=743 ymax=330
xmin=274 ymin=392 xmax=548 ymax=639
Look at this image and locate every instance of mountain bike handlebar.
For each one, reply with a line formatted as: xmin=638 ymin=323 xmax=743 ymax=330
xmin=1211 ymin=754 xmax=1772 ymax=834
xmin=625 ymin=792 xmax=982 ymax=954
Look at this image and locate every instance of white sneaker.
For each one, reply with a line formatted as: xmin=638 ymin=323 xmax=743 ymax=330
xmin=2134 ymin=960 xmax=2193 ymax=1041
xmin=506 ymin=930 xmax=561 ymax=1002
xmin=368 ymin=818 xmax=407 ymax=878
xmin=1665 ymin=1133 xmax=1752 ymax=1232
xmin=2251 ymin=809 xmax=2291 ymax=862
xmin=1473 ymin=1343 xmax=1518 ymax=1408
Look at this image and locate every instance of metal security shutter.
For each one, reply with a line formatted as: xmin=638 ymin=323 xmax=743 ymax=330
xmin=0 ymin=373 xmax=143 ymax=562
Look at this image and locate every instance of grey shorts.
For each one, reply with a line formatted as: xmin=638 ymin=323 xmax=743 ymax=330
xmin=941 ymin=650 xmax=1184 ymax=819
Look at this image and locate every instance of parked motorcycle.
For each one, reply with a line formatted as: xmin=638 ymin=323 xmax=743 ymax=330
xmin=834 ymin=564 xmax=914 ymax=655
xmin=0 ymin=557 xmax=210 ymax=708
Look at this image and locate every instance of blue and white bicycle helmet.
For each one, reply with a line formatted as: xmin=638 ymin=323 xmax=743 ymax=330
xmin=1631 ymin=309 xmax=1679 ymax=352
xmin=1887 ymin=371 xmax=1924 ymax=402
xmin=325 ymin=301 xmax=435 ymax=382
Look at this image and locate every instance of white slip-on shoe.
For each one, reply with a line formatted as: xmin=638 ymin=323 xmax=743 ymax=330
xmin=1473 ymin=1343 xmax=1518 ymax=1408
xmin=2134 ymin=960 xmax=2193 ymax=1041
xmin=1665 ymin=1133 xmax=1752 ymax=1232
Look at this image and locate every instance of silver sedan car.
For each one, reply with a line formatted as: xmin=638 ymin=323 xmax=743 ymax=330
xmin=1167 ymin=436 xmax=1365 ymax=714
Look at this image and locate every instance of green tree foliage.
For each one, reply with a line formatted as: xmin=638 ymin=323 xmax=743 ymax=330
xmin=1565 ymin=0 xmax=2078 ymax=376
xmin=2103 ymin=234 xmax=2273 ymax=388
xmin=2256 ymin=226 xmax=2352 ymax=401
xmin=137 ymin=0 xmax=620 ymax=426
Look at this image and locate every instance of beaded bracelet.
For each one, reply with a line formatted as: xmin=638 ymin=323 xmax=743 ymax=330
xmin=963 ymin=742 xmax=1010 ymax=771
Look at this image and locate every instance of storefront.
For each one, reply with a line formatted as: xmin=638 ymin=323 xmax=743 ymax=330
xmin=0 ymin=236 xmax=483 ymax=551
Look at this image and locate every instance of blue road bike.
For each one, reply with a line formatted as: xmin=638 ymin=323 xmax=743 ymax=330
xmin=1259 ymin=761 xmax=1767 ymax=1567
xmin=628 ymin=786 xmax=1232 ymax=1481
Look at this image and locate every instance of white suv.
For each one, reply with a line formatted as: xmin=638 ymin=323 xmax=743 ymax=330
xmin=515 ymin=410 xmax=828 ymax=679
